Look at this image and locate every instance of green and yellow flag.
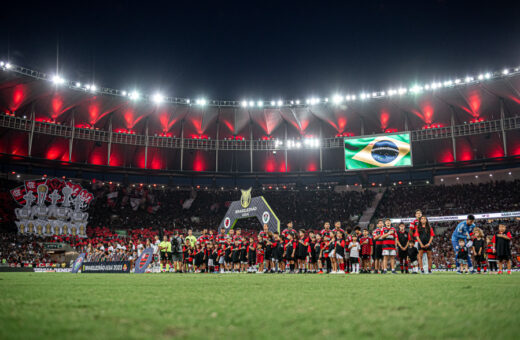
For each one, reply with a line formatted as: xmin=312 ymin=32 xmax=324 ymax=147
xmin=344 ymin=133 xmax=412 ymax=170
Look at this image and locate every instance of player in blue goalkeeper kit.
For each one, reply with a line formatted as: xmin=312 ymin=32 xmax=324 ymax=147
xmin=451 ymin=215 xmax=476 ymax=273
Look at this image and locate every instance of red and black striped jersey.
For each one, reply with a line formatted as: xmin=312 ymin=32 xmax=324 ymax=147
xmin=485 ymin=243 xmax=496 ymax=260
xmin=320 ymin=228 xmax=333 ymax=237
xmin=216 ymin=233 xmax=227 ymax=244
xmin=372 ymin=228 xmax=384 ymax=245
xmin=381 ymin=226 xmax=397 ymax=250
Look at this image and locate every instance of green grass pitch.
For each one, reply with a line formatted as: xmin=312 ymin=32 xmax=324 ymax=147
xmin=1 ymin=272 xmax=519 ymax=339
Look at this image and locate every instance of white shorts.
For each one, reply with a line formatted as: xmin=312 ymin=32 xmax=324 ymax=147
xmin=219 ymin=257 xmax=225 ymax=264
xmin=336 ymin=253 xmax=343 ymax=260
xmin=382 ymin=249 xmax=396 ymax=256
xmin=208 ymin=259 xmax=214 ymax=267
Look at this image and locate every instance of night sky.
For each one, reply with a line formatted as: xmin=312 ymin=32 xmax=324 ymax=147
xmin=1 ymin=0 xmax=519 ymax=100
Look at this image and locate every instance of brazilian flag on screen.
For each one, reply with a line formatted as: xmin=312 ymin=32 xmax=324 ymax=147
xmin=344 ymin=133 xmax=412 ymax=170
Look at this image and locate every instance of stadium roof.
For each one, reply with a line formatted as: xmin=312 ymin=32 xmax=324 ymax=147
xmin=0 ymin=62 xmax=520 ymax=173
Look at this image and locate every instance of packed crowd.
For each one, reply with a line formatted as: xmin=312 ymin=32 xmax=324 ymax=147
xmin=375 ymin=180 xmax=520 ymax=218
xmin=86 ymin=184 xmax=375 ymax=232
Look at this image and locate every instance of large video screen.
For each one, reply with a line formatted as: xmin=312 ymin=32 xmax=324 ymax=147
xmin=344 ymin=132 xmax=412 ymax=170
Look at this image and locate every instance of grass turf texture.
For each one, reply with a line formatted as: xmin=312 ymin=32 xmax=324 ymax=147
xmin=1 ymin=273 xmax=519 ymax=339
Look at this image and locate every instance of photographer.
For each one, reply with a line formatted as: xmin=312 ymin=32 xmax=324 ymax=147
xmin=171 ymin=231 xmax=184 ymax=273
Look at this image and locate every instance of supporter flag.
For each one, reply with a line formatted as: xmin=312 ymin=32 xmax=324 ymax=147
xmin=78 ymin=189 xmax=94 ymax=206
xmin=107 ymin=192 xmax=118 ymax=199
xmin=24 ymin=179 xmax=46 ymax=194
xmin=344 ymin=133 xmax=412 ymax=170
xmin=130 ymin=197 xmax=140 ymax=211
xmin=65 ymin=181 xmax=82 ymax=198
xmin=45 ymin=178 xmax=66 ymax=202
xmin=10 ymin=186 xmax=27 ymax=205
xmin=182 ymin=198 xmax=195 ymax=209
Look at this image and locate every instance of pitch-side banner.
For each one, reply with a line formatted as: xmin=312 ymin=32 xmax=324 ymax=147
xmin=344 ymin=132 xmax=412 ymax=170
xmin=71 ymin=253 xmax=86 ymax=273
xmin=81 ymin=261 xmax=131 ymax=273
xmin=134 ymin=248 xmax=154 ymax=274
xmin=390 ymin=211 xmax=520 ymax=224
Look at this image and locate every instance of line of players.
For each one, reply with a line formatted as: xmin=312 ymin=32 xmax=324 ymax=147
xmin=155 ymin=215 xmax=435 ymax=274
xmin=155 ymin=209 xmax=514 ymax=274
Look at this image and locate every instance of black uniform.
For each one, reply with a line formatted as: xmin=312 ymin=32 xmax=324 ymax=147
xmin=473 ymin=238 xmax=486 ymax=263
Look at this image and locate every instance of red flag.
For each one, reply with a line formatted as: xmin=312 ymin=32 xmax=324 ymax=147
xmin=65 ymin=181 xmax=82 ymax=198
xmin=10 ymin=186 xmax=27 ymax=205
xmin=78 ymin=189 xmax=94 ymax=205
xmin=24 ymin=179 xmax=46 ymax=194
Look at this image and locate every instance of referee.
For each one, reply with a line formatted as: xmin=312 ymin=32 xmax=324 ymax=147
xmin=159 ymin=235 xmax=171 ymax=272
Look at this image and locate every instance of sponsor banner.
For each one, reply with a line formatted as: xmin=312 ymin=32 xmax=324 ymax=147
xmin=219 ymin=188 xmax=280 ymax=233
xmin=0 ymin=267 xmax=36 ymax=272
xmin=134 ymin=248 xmax=154 ymax=274
xmin=71 ymin=253 xmax=86 ymax=273
xmin=345 ymin=132 xmax=412 ymax=170
xmin=33 ymin=268 xmax=72 ymax=273
xmin=390 ymin=211 xmax=520 ymax=224
xmin=82 ymin=261 xmax=131 ymax=273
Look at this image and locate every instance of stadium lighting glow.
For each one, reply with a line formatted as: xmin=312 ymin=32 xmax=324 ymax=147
xmin=424 ymin=84 xmax=430 ymax=90
xmin=332 ymin=94 xmax=343 ymax=104
xmin=5 ymin=63 xmax=11 ymax=69
xmin=0 ymin=61 xmax=4 ymax=67
xmin=295 ymin=100 xmax=300 ymax=105
xmin=478 ymin=74 xmax=484 ymax=80
xmin=129 ymin=91 xmax=140 ymax=100
xmin=241 ymin=100 xmax=247 ymax=108
xmin=75 ymin=82 xmax=81 ymax=87
xmin=372 ymin=92 xmax=377 ymax=97
xmin=465 ymin=76 xmax=474 ymax=82
xmin=360 ymin=93 xmax=367 ymax=100
xmin=257 ymin=100 xmax=263 ymax=107
xmin=186 ymin=99 xmax=190 ymax=104
xmin=121 ymin=91 xmax=127 ymax=96
xmin=277 ymin=100 xmax=283 ymax=106
xmin=503 ymin=69 xmax=509 ymax=75
xmin=398 ymin=88 xmax=407 ymax=95
xmin=90 ymin=85 xmax=97 ymax=92
xmin=85 ymin=84 xmax=91 ymax=90
xmin=152 ymin=93 xmax=164 ymax=103
xmin=306 ymin=99 xmax=311 ymax=104
xmin=270 ymin=100 xmax=275 ymax=106
xmin=248 ymin=100 xmax=255 ymax=107
xmin=345 ymin=95 xmax=351 ymax=101
xmin=196 ymin=98 xmax=207 ymax=106
xmin=388 ymin=89 xmax=396 ymax=96
xmin=52 ymin=75 xmax=65 ymax=85
xmin=484 ymin=72 xmax=491 ymax=79
xmin=351 ymin=95 xmax=356 ymax=100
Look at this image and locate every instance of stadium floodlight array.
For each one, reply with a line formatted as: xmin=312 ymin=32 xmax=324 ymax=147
xmin=1 ymin=59 xmax=520 ymax=108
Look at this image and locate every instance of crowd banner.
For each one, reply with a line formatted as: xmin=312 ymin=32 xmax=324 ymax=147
xmin=81 ymin=261 xmax=131 ymax=273
xmin=219 ymin=188 xmax=280 ymax=233
xmin=71 ymin=253 xmax=86 ymax=273
xmin=134 ymin=248 xmax=154 ymax=274
xmin=390 ymin=211 xmax=520 ymax=224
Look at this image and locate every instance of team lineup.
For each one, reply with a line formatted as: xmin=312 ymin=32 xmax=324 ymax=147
xmin=154 ymin=209 xmax=514 ymax=275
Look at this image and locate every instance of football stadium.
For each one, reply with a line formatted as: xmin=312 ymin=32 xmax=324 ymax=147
xmin=1 ymin=1 xmax=520 ymax=339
